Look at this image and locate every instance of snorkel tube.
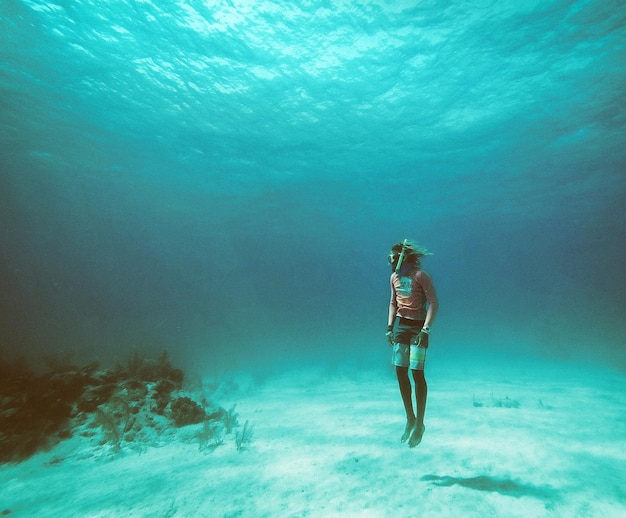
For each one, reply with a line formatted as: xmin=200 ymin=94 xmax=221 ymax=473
xmin=395 ymin=239 xmax=409 ymax=274
xmin=388 ymin=238 xmax=409 ymax=343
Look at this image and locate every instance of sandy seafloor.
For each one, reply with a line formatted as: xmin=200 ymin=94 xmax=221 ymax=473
xmin=1 ymin=355 xmax=625 ymax=518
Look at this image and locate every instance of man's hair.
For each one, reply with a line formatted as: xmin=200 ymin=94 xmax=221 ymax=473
xmin=389 ymin=240 xmax=432 ymax=270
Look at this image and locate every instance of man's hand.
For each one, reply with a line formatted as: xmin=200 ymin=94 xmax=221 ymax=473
xmin=386 ymin=331 xmax=395 ymax=347
xmin=412 ymin=331 xmax=429 ymax=349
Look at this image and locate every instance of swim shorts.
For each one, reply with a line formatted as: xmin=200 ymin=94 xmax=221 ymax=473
xmin=392 ymin=318 xmax=427 ymax=371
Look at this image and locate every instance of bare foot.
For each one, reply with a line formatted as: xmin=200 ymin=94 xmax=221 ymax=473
xmin=401 ymin=417 xmax=416 ymax=443
xmin=408 ymin=423 xmax=425 ymax=448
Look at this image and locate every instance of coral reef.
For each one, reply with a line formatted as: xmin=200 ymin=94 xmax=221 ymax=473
xmin=0 ymin=351 xmax=249 ymax=463
xmin=0 ymin=357 xmax=97 ymax=462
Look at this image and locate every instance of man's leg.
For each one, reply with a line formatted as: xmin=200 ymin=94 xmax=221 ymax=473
xmin=409 ymin=368 xmax=427 ymax=447
xmin=396 ymin=365 xmax=415 ymax=442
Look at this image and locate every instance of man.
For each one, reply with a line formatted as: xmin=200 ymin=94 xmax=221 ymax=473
xmin=387 ymin=240 xmax=439 ymax=447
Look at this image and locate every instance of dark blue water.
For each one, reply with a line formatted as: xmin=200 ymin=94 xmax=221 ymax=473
xmin=1 ymin=0 xmax=625 ymax=375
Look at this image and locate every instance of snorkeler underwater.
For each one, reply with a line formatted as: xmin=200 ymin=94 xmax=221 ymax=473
xmin=1 ymin=0 xmax=624 ymax=516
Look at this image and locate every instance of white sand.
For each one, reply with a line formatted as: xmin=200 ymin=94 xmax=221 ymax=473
xmin=1 ymin=357 xmax=625 ymax=517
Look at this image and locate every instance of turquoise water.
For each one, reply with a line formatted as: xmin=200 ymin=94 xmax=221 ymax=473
xmin=1 ymin=0 xmax=625 ymax=374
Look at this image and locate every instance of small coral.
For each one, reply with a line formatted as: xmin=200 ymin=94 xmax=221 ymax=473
xmin=235 ymin=420 xmax=253 ymax=451
xmin=152 ymin=379 xmax=178 ymax=414
xmin=93 ymin=394 xmax=131 ymax=451
xmin=222 ymin=405 xmax=239 ymax=434
xmin=196 ymin=421 xmax=225 ymax=451
xmin=170 ymin=397 xmax=206 ymax=427
xmin=116 ymin=350 xmax=184 ymax=386
xmin=77 ymin=380 xmax=117 ymax=413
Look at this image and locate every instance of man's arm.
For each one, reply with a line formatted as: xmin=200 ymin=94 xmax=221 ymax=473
xmin=418 ymin=271 xmax=438 ymax=330
xmin=388 ymin=274 xmax=398 ymax=330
